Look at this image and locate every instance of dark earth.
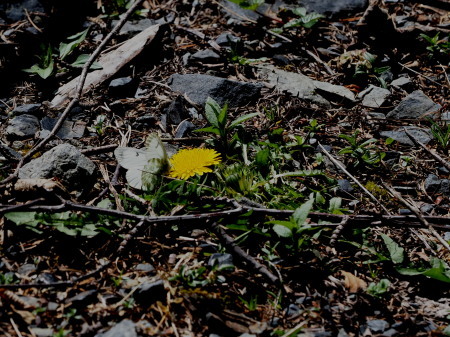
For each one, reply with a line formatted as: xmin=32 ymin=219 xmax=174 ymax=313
xmin=1 ymin=0 xmax=450 ymax=336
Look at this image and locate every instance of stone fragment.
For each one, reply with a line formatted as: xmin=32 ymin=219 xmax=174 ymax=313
xmin=39 ymin=117 xmax=86 ymax=139
xmin=386 ymin=90 xmax=441 ymax=119
xmin=0 ymin=143 xmax=22 ymax=160
xmin=257 ymin=65 xmax=355 ymax=107
xmin=168 ymin=73 xmax=262 ymax=107
xmin=6 ymin=114 xmax=40 ymax=139
xmin=391 ymin=76 xmax=413 ymax=91
xmin=298 ymin=0 xmax=369 ymax=17
xmin=134 ymin=279 xmax=166 ymax=304
xmin=1 ymin=0 xmax=45 ymax=21
xmin=98 ymin=319 xmax=137 ymax=337
xmin=175 ymin=120 xmax=196 ymax=138
xmin=66 ymin=289 xmax=98 ymax=307
xmin=12 ymin=103 xmax=41 ymax=116
xmin=424 ymin=174 xmax=450 ymax=195
xmin=165 ymin=96 xmax=189 ymax=125
xmin=357 ymin=85 xmax=390 ymax=108
xmin=380 ymin=127 xmax=432 ymax=146
xmin=118 ymin=18 xmax=156 ymax=35
xmin=208 ymin=253 xmax=234 ymax=270
xmin=18 ymin=144 xmax=96 ymax=191
xmin=337 ymin=179 xmax=353 ymax=193
xmin=135 ymin=264 xmax=155 ymax=273
xmin=191 ymin=49 xmax=221 ymax=63
xmin=215 ymin=32 xmax=241 ymax=46
xmin=109 ymin=77 xmax=137 ymax=98
xmin=367 ymin=319 xmax=389 ymax=333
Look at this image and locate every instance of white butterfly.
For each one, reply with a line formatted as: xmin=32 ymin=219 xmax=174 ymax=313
xmin=114 ymin=133 xmax=169 ymax=191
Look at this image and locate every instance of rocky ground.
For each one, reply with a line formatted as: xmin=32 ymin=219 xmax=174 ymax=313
xmin=1 ymin=0 xmax=450 ymax=336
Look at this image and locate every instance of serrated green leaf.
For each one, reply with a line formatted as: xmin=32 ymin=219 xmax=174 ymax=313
xmin=381 ymin=234 xmax=404 ymax=264
xmin=255 ymin=148 xmax=270 ymax=167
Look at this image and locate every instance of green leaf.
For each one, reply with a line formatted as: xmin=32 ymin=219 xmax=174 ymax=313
xmin=328 ymin=197 xmax=343 ymax=214
xmin=229 ymin=112 xmax=259 ymax=130
xmin=227 ymin=0 xmax=264 ymax=10
xmin=70 ymin=54 xmax=102 ymax=69
xmin=59 ymin=28 xmax=89 ymax=60
xmin=23 ymin=62 xmax=54 ymax=79
xmin=292 ymin=198 xmax=314 ymax=227
xmin=272 ymin=169 xmax=325 ymax=179
xmin=255 ymin=148 xmax=270 ymax=167
xmin=272 ymin=224 xmax=293 ymax=238
xmin=204 ymin=97 xmax=221 ymax=128
xmin=5 ymin=212 xmax=38 ymax=226
xmin=218 ymin=103 xmax=228 ymax=129
xmin=367 ymin=279 xmax=390 ymax=297
xmin=381 ymin=234 xmax=404 ymax=264
xmin=397 ymin=258 xmax=450 ymax=283
xmin=194 ymin=126 xmax=221 ymax=135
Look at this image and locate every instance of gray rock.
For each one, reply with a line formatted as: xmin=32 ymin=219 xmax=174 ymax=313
xmin=219 ymin=0 xmax=261 ymax=22
xmin=109 ymin=77 xmax=136 ymax=98
xmin=208 ymin=253 xmax=234 ymax=270
xmin=424 ymin=174 xmax=450 ymax=194
xmin=12 ymin=103 xmax=42 ymax=116
xmin=18 ymin=144 xmax=96 ymax=191
xmin=285 ymin=304 xmax=302 ymax=316
xmin=135 ymin=264 xmax=155 ymax=273
xmin=420 ymin=203 xmax=434 ymax=214
xmin=216 ymin=32 xmax=241 ymax=46
xmin=2 ymin=0 xmax=44 ymax=21
xmin=391 ymin=76 xmax=413 ymax=91
xmin=191 ymin=49 xmax=221 ymax=63
xmin=337 ymin=179 xmax=353 ymax=193
xmin=39 ymin=117 xmax=86 ymax=139
xmin=386 ymin=90 xmax=441 ymax=119
xmin=165 ymin=96 xmax=189 ymax=125
xmin=175 ymin=120 xmax=196 ymax=138
xmin=257 ymin=65 xmax=355 ymax=107
xmin=66 ymin=289 xmax=97 ymax=306
xmin=29 ymin=328 xmax=53 ymax=337
xmin=380 ymin=127 xmax=432 ymax=146
xmin=117 ymin=19 xmax=156 ymax=35
xmin=300 ymin=0 xmax=369 ymax=17
xmin=367 ymin=319 xmax=389 ymax=332
xmin=98 ymin=319 xmax=137 ymax=337
xmin=6 ymin=114 xmax=40 ymax=139
xmin=168 ymin=74 xmax=262 ymax=107
xmin=0 ymin=143 xmax=22 ymax=160
xmin=357 ymin=85 xmax=390 ymax=108
xmin=134 ymin=279 xmax=166 ymax=304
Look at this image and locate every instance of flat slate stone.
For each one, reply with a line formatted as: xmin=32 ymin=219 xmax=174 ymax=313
xmin=386 ymin=90 xmax=441 ymax=119
xmin=379 ymin=126 xmax=432 ymax=146
xmin=98 ymin=319 xmax=137 ymax=337
xmin=6 ymin=114 xmax=40 ymax=139
xmin=257 ymin=64 xmax=355 ymax=107
xmin=357 ymin=85 xmax=390 ymax=108
xmin=12 ymin=103 xmax=41 ymax=116
xmin=168 ymin=73 xmax=262 ymax=107
xmin=299 ymin=0 xmax=369 ymax=17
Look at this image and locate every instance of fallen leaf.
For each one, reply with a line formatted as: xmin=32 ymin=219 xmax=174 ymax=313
xmin=341 ymin=271 xmax=367 ymax=292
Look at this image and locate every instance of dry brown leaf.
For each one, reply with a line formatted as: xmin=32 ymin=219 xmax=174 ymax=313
xmin=51 ymin=24 xmax=164 ymax=108
xmin=341 ymin=270 xmax=367 ymax=292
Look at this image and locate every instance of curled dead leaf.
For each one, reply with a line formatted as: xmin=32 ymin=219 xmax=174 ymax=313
xmin=341 ymin=270 xmax=367 ymax=293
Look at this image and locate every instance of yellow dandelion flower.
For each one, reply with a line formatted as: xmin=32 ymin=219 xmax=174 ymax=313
xmin=169 ymin=148 xmax=221 ymax=180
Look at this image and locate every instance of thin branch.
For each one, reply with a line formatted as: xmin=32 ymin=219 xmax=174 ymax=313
xmin=382 ymin=181 xmax=450 ymax=253
xmin=317 ymin=143 xmax=390 ymax=214
xmin=404 ymin=128 xmax=450 ymax=172
xmin=211 ymin=222 xmax=281 ymax=286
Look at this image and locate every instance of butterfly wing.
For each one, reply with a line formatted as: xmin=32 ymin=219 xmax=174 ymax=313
xmin=145 ymin=133 xmax=169 ymax=162
xmin=114 ymin=147 xmax=150 ymax=170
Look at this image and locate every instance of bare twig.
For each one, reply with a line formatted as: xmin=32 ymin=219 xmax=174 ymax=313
xmin=382 ymin=182 xmax=450 ymax=253
xmin=398 ymin=62 xmax=444 ymax=87
xmin=318 ymin=143 xmax=390 ymax=214
xmin=404 ymin=128 xmax=450 ymax=172
xmin=211 ymin=222 xmax=281 ymax=285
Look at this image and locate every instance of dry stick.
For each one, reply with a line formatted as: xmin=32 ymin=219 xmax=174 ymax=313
xmin=306 ymin=49 xmax=335 ymax=76
xmin=382 ymin=182 xmax=450 ymax=253
xmin=404 ymin=128 xmax=450 ymax=172
xmin=317 ymin=143 xmax=390 ymax=214
xmin=211 ymin=222 xmax=281 ymax=286
xmin=398 ymin=62 xmax=445 ymax=88
xmin=0 ymin=0 xmax=145 ymax=188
